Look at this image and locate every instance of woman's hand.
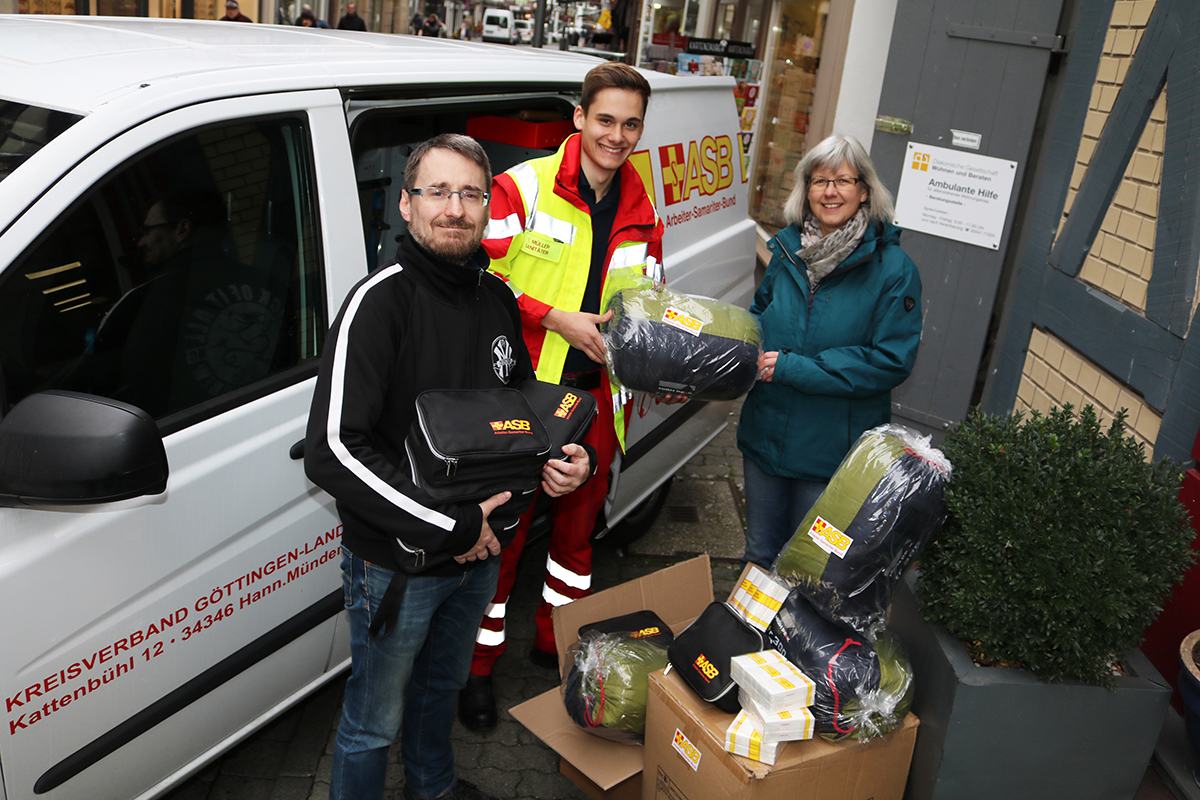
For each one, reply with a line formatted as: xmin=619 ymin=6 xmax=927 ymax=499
xmin=757 ymin=351 xmax=779 ymax=383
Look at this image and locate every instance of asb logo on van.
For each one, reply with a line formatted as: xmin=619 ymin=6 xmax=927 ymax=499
xmin=658 ymin=136 xmax=735 ymax=206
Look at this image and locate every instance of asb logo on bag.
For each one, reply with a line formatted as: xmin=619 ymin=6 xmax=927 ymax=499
xmin=659 ymin=136 xmax=735 ymax=206
xmin=554 ymin=392 xmax=581 ymax=419
xmin=630 ymin=626 xmax=661 ymax=639
xmin=692 ymin=653 xmax=720 ymax=683
xmin=489 ymin=418 xmax=533 ymax=434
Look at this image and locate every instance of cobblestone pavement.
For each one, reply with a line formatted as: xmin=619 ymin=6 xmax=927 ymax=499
xmin=164 ymin=400 xmax=747 ymax=800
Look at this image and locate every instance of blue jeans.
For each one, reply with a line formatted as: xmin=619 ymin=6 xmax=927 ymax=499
xmin=742 ymin=457 xmax=827 ymax=570
xmin=329 ymin=551 xmax=501 ymax=800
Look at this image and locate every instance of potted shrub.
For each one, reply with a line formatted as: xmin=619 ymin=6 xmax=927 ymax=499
xmin=890 ymin=404 xmax=1195 ymax=800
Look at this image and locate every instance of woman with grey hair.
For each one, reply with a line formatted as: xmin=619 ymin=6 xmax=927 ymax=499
xmin=737 ymin=134 xmax=923 ymax=570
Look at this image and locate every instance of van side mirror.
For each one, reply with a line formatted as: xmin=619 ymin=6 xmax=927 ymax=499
xmin=0 ymin=391 xmax=169 ymax=506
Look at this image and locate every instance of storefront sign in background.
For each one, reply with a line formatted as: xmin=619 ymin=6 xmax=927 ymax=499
xmin=893 ymin=142 xmax=1017 ymax=250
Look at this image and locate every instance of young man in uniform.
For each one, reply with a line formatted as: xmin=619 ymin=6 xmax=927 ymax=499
xmin=306 ymin=134 xmax=590 ymax=800
xmin=459 ymin=62 xmax=670 ymax=731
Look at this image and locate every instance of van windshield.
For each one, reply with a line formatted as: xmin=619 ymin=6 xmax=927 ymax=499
xmin=0 ymin=100 xmax=82 ymax=183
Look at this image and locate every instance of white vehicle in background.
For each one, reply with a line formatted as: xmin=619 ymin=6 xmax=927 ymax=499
xmin=513 ymin=17 xmax=532 ymax=43
xmin=0 ymin=15 xmax=754 ymax=800
xmin=480 ymin=7 xmax=516 ymax=43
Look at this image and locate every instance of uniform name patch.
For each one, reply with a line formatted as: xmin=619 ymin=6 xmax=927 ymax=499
xmin=521 ymin=232 xmax=564 ymax=263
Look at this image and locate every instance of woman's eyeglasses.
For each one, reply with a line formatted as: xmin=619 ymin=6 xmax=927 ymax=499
xmin=809 ymin=177 xmax=860 ymax=190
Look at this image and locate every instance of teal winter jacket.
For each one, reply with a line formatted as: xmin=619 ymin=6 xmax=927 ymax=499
xmin=738 ymin=220 xmax=922 ymax=482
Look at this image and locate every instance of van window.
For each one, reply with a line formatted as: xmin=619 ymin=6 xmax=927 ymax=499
xmin=351 ymin=98 xmax=576 ymax=270
xmin=0 ymin=116 xmax=326 ymax=424
xmin=0 ymin=100 xmax=82 ymax=183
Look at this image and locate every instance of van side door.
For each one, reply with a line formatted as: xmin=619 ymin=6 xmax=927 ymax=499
xmin=0 ymin=90 xmax=356 ymax=800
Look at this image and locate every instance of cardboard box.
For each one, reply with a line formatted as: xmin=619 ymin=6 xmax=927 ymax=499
xmin=466 ymin=115 xmax=576 ymax=150
xmin=643 ymin=668 xmax=918 ymax=800
xmin=510 ymin=555 xmax=715 ymax=799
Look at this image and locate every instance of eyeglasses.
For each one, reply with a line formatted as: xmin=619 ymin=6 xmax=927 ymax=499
xmin=407 ymin=187 xmax=490 ymax=208
xmin=810 ymin=177 xmax=861 ymax=190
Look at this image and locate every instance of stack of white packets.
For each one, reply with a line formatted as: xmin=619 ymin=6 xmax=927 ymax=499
xmin=724 ymin=649 xmax=816 ymax=765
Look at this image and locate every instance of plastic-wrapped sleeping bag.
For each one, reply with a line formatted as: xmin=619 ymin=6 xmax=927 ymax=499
xmin=773 ymin=424 xmax=951 ymax=637
xmin=562 ymin=630 xmax=670 ymax=743
xmin=766 ymin=588 xmax=913 ymax=742
xmin=601 ymin=278 xmax=761 ymax=401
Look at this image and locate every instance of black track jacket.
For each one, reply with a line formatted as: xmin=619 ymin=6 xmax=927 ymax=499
xmin=305 ymin=236 xmax=535 ymax=577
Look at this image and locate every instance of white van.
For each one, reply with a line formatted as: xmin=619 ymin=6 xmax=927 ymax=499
xmin=513 ymin=17 xmax=533 ymax=43
xmin=481 ymin=7 xmax=516 ymax=44
xmin=0 ymin=16 xmax=755 ymax=800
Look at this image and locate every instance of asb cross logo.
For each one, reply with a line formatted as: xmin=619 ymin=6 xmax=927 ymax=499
xmin=658 ymin=135 xmax=735 ymax=206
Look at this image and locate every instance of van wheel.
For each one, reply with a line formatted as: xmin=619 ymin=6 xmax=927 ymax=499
xmin=596 ymin=479 xmax=671 ymax=550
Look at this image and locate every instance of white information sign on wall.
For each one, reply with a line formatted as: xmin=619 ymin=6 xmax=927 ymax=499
xmin=893 ymin=142 xmax=1018 ymax=250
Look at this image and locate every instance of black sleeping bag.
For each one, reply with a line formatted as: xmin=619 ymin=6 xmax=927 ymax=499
xmin=602 ymin=281 xmax=761 ymax=401
xmin=766 ymin=588 xmax=913 ymax=742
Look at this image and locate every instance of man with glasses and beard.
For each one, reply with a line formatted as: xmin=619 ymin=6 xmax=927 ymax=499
xmin=305 ymin=134 xmax=590 ymax=800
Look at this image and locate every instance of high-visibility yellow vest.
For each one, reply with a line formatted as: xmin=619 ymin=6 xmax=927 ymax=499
xmin=485 ymin=135 xmax=664 ymax=452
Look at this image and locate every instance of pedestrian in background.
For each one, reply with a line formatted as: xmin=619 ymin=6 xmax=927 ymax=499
xmin=337 ymin=2 xmax=368 ymax=31
xmin=738 ymin=134 xmax=922 ymax=570
xmin=219 ymin=0 xmax=252 ymax=21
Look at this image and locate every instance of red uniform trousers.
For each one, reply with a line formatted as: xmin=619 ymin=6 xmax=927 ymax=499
xmin=470 ymin=380 xmax=619 ymax=675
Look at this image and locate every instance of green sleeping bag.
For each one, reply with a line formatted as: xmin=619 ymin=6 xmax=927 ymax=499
xmin=774 ymin=424 xmax=951 ymax=637
xmin=562 ymin=630 xmax=670 ymax=743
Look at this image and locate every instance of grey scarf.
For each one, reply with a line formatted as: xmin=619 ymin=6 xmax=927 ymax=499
xmin=797 ymin=207 xmax=869 ymax=289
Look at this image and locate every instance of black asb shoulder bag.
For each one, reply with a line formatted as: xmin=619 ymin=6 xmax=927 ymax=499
xmin=370 ymin=381 xmax=596 ymax=638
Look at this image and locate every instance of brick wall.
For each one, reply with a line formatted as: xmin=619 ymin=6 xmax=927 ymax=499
xmin=1015 ymin=0 xmax=1164 ymax=455
xmin=1058 ymin=0 xmax=1163 ymax=311
xmin=1017 ymin=328 xmax=1161 ymax=457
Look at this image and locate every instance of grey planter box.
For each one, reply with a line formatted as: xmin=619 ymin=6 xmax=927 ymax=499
xmin=890 ymin=572 xmax=1172 ymax=800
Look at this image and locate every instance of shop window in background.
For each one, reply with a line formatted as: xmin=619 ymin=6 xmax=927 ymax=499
xmin=18 ymin=0 xmax=77 ymax=11
xmin=750 ymin=0 xmax=825 ymax=229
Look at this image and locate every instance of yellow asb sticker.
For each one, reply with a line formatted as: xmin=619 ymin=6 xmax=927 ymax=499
xmin=672 ymin=728 xmax=702 ymax=771
xmin=808 ymin=515 xmax=853 ymax=559
xmin=662 ymin=306 xmax=703 ymax=336
xmin=521 ymin=232 xmax=564 ymax=262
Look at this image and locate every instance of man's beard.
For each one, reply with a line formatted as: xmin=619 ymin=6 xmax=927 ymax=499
xmin=411 ymin=221 xmax=483 ymax=266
